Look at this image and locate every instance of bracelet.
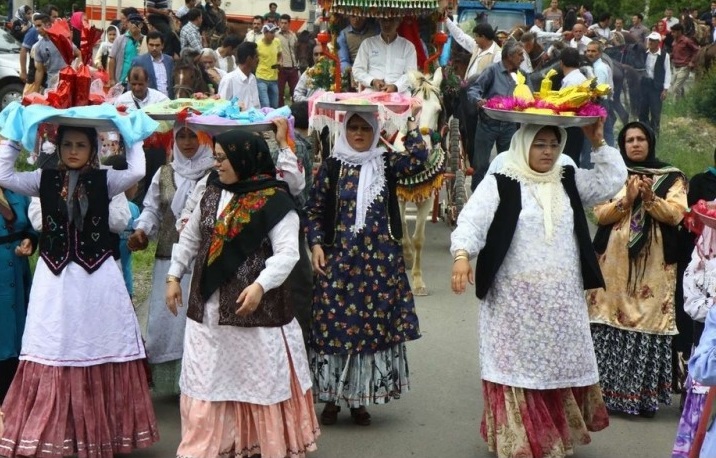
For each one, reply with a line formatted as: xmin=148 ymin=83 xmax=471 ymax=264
xmin=166 ymin=275 xmax=180 ymax=284
xmin=615 ymin=198 xmax=628 ymax=213
xmin=454 ymin=255 xmax=469 ymax=263
xmin=643 ymin=195 xmax=657 ymax=208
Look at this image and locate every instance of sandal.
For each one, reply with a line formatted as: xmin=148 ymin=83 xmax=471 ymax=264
xmin=321 ymin=404 xmax=340 ymax=425
xmin=350 ymin=407 xmax=371 ymax=426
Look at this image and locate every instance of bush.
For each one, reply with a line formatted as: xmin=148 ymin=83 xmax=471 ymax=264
xmin=692 ymin=67 xmax=716 ymax=124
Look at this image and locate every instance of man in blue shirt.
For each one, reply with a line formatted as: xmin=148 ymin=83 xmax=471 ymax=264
xmin=466 ymin=41 xmax=527 ymax=190
xmin=336 ymin=16 xmax=378 ymax=71
xmin=20 ymin=4 xmax=59 ymax=88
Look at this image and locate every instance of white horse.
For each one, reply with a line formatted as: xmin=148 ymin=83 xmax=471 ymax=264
xmin=395 ymin=67 xmax=445 ymax=296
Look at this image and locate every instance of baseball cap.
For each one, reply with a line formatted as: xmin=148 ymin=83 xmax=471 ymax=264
xmin=262 ymin=23 xmax=279 ymax=33
xmin=647 ymin=31 xmax=662 ymax=41
xmin=127 ymin=13 xmax=144 ymax=24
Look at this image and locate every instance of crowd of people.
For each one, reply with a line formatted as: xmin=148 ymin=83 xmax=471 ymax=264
xmin=2 ymin=1 xmax=716 ymax=458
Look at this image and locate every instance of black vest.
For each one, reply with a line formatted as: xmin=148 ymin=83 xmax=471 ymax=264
xmin=474 ymin=167 xmax=605 ymax=299
xmin=322 ymin=155 xmax=402 ymax=246
xmin=651 ymin=52 xmax=667 ymax=89
xmin=39 ymin=170 xmax=114 ymax=275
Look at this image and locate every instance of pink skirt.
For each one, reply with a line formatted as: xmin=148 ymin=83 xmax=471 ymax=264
xmin=481 ymin=380 xmax=609 ymax=458
xmin=177 ymin=366 xmax=320 ymax=458
xmin=0 ymin=360 xmax=159 ymax=458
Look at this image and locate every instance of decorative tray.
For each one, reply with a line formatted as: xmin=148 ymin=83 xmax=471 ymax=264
xmin=315 ymin=101 xmax=409 ymax=113
xmin=483 ymin=108 xmax=600 ymax=127
xmin=45 ymin=115 xmax=119 ymax=129
xmin=186 ymin=119 xmax=275 ymax=134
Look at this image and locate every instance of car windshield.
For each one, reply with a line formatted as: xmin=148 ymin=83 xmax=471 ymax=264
xmin=0 ymin=30 xmax=22 ymax=53
xmin=458 ymin=10 xmax=527 ymax=35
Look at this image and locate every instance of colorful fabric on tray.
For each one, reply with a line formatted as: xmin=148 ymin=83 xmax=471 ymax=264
xmin=0 ymin=102 xmax=159 ymax=151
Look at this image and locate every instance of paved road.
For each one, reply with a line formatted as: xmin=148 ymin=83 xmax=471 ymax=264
xmin=131 ymin=207 xmax=683 ymax=458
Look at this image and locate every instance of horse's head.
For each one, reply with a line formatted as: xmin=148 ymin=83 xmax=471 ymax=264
xmin=409 ymin=67 xmax=443 ymax=135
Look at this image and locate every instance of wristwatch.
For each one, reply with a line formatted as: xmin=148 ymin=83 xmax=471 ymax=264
xmin=593 ymin=139 xmax=607 ymax=149
xmin=407 ymin=116 xmax=416 ymax=123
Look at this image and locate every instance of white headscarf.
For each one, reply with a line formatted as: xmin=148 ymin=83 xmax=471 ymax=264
xmin=333 ymin=111 xmax=387 ymax=234
xmin=170 ymin=126 xmax=214 ymax=218
xmin=500 ymin=123 xmax=568 ymax=241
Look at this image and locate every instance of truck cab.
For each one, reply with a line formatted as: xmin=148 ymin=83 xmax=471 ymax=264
xmin=455 ymin=0 xmax=542 ymax=34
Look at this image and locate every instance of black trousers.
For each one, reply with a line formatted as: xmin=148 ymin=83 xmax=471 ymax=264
xmin=0 ymin=357 xmax=19 ymax=404
xmin=638 ymin=78 xmax=664 ymax=135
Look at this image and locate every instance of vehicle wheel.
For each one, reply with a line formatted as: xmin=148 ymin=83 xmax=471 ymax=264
xmin=448 ymin=117 xmax=461 ymax=174
xmin=0 ymin=83 xmax=23 ymax=110
xmin=453 ymin=169 xmax=467 ymax=223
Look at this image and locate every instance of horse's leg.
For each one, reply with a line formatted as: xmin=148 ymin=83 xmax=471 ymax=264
xmin=399 ymin=199 xmax=414 ymax=267
xmin=410 ymin=200 xmax=431 ymax=296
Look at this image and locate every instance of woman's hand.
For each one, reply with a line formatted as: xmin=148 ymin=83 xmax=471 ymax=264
xmin=127 ymin=229 xmax=149 ymax=251
xmin=410 ymin=98 xmax=423 ymax=118
xmin=14 ymin=238 xmax=33 ymax=257
xmin=166 ymin=281 xmax=182 ymax=316
xmin=272 ymin=118 xmax=290 ymax=149
xmin=624 ymin=175 xmax=640 ymax=206
xmin=451 ymin=258 xmax=474 ymax=294
xmin=236 ymin=282 xmax=264 ymax=316
xmin=311 ymin=245 xmax=326 ymax=275
xmin=582 ymin=116 xmax=605 ymax=148
xmin=639 ymin=176 xmax=655 ymax=202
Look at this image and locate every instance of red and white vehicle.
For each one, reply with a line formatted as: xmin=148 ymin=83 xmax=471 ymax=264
xmin=85 ymin=0 xmax=316 ymax=32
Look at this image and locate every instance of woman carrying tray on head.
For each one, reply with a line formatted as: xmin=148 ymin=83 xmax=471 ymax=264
xmin=0 ymin=118 xmax=158 ymax=457
xmin=305 ymin=101 xmax=426 ymax=426
xmin=127 ymin=124 xmax=215 ymax=395
xmin=451 ymin=117 xmax=626 ymax=458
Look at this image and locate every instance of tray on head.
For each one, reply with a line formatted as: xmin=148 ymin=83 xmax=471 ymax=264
xmin=45 ymin=115 xmax=119 ymax=129
xmin=483 ymin=108 xmax=600 ymax=127
xmin=185 ymin=120 xmax=275 ymax=134
xmin=315 ymin=101 xmax=409 ymax=113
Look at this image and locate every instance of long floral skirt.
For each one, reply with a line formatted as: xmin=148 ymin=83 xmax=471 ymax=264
xmin=481 ymin=381 xmax=609 ymax=458
xmin=309 ymin=344 xmax=410 ymax=409
xmin=672 ymin=376 xmax=709 ymax=458
xmin=176 ymin=363 xmax=320 ymax=458
xmin=0 ymin=360 xmax=158 ymax=458
xmin=591 ymin=324 xmax=673 ymax=415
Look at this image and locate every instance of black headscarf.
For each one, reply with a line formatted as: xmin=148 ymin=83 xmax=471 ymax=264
xmin=594 ymin=121 xmax=686 ymax=292
xmin=200 ymin=130 xmax=296 ymax=301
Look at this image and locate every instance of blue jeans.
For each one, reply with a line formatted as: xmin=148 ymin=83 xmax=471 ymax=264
xmin=471 ymin=116 xmax=517 ymax=191
xmin=257 ymin=78 xmax=279 ymax=108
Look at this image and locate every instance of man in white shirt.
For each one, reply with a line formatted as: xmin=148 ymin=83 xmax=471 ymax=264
xmin=585 ymin=40 xmax=615 ymax=145
xmin=588 ymin=13 xmax=613 ymax=40
xmin=352 ymin=17 xmax=418 ymax=94
xmin=662 ymin=8 xmax=679 ymax=31
xmin=216 ymin=35 xmax=240 ymax=72
xmin=444 ymin=19 xmax=501 ymax=79
xmin=530 ymin=13 xmax=563 ymax=46
xmin=559 ymin=47 xmax=590 ymax=166
xmin=244 ymin=16 xmax=264 ymax=43
xmin=640 ymin=32 xmax=671 ymax=136
xmin=114 ymin=65 xmax=170 ymax=205
xmin=114 ymin=66 xmax=169 ymax=109
xmin=218 ymin=41 xmax=261 ymax=109
xmin=569 ymin=23 xmax=592 ymax=54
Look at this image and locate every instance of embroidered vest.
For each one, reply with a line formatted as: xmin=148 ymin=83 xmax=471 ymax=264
xmin=322 ymin=155 xmax=402 ymax=247
xmin=155 ymin=164 xmax=179 ymax=259
xmin=474 ymin=167 xmax=605 ymax=299
xmin=39 ymin=170 xmax=114 ymax=275
xmin=186 ymin=185 xmax=293 ymax=327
